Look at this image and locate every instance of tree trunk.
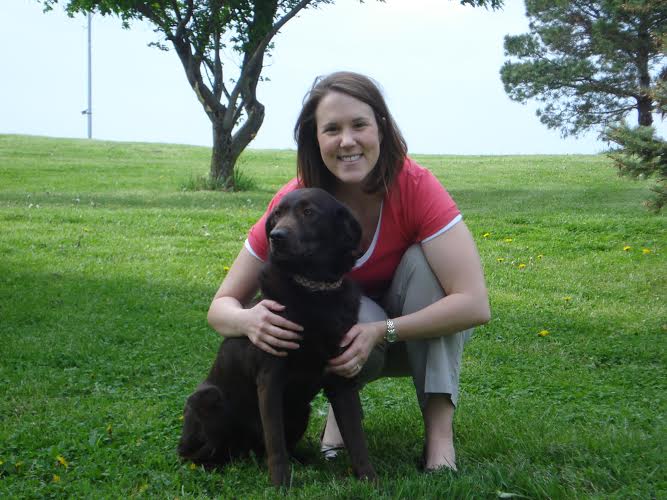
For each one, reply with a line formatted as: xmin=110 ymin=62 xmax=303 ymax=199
xmin=210 ymin=102 xmax=265 ymax=189
xmin=637 ymin=95 xmax=654 ymax=127
xmin=210 ymin=122 xmax=238 ymax=189
xmin=636 ymin=15 xmax=653 ymax=127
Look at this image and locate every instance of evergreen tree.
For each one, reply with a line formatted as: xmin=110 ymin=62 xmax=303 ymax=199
xmin=501 ymin=0 xmax=666 ymax=209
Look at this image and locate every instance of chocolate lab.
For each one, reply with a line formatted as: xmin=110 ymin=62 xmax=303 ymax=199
xmin=178 ymin=188 xmax=377 ymax=487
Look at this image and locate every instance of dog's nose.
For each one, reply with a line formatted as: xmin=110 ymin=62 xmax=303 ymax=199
xmin=269 ymin=228 xmax=289 ymax=243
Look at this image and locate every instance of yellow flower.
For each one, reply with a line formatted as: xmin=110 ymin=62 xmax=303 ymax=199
xmin=189 ymin=463 xmax=197 ymax=470
xmin=538 ymin=330 xmax=550 ymax=337
xmin=179 ymin=415 xmax=184 ymax=421
xmin=623 ymin=245 xmax=631 ymax=251
xmin=518 ymin=263 xmax=526 ymax=269
xmin=56 ymin=455 xmax=69 ymax=469
xmin=642 ymin=248 xmax=651 ymax=255
xmin=53 ymin=474 xmax=61 ymax=483
xmin=106 ymin=424 xmax=113 ymax=435
xmin=563 ymin=296 xmax=572 ymax=302
xmin=537 ymin=254 xmax=544 ymax=259
xmin=483 ymin=232 xmax=491 ymax=238
xmin=496 ymin=258 xmax=505 ymax=263
xmin=223 ymin=266 xmax=230 ymax=272
xmin=504 ymin=238 xmax=513 ymax=243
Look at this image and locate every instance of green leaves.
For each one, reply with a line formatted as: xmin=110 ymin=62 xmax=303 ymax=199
xmin=500 ymin=0 xmax=667 ymax=136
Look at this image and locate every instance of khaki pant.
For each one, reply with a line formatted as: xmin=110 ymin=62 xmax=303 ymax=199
xmin=357 ymin=245 xmax=473 ymax=408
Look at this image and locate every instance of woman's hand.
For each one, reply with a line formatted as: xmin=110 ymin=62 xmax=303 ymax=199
xmin=241 ymin=299 xmax=303 ymax=357
xmin=327 ymin=322 xmax=384 ymax=378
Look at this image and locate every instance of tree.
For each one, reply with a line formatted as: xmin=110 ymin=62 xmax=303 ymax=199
xmin=43 ymin=0 xmax=503 ymax=189
xmin=500 ymin=0 xmax=667 ymax=136
xmin=604 ymin=74 xmax=667 ymax=210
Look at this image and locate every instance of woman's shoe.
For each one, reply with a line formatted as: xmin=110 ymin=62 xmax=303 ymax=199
xmin=319 ymin=424 xmax=345 ymax=461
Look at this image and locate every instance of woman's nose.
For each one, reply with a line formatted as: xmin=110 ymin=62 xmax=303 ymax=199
xmin=340 ymin=127 xmax=355 ymax=147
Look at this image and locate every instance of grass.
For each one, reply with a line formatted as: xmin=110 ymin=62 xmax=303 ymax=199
xmin=1 ymin=134 xmax=665 ymax=499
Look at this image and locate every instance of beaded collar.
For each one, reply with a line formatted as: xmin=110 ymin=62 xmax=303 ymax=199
xmin=292 ymin=274 xmax=343 ymax=292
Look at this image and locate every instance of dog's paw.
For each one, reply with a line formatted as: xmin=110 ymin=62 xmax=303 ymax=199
xmin=355 ymin=466 xmax=379 ymax=485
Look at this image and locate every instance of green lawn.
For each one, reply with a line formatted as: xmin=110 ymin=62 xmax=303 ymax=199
xmin=1 ymin=134 xmax=665 ymax=498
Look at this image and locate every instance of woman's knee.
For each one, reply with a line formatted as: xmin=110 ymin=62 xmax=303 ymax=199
xmin=358 ymin=295 xmax=388 ymax=323
xmin=387 ymin=245 xmax=445 ymax=316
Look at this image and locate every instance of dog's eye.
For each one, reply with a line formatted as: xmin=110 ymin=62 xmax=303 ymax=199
xmin=273 ymin=207 xmax=282 ymax=217
xmin=303 ymin=208 xmax=313 ymax=217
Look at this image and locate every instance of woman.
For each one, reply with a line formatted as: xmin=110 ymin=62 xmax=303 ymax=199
xmin=207 ymin=71 xmax=490 ymax=472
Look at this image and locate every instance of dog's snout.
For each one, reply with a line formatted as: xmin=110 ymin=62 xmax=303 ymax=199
xmin=269 ymin=227 xmax=289 ymax=243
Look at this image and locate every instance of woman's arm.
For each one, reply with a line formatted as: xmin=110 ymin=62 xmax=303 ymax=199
xmin=207 ymin=246 xmax=303 ymax=356
xmin=328 ymin=221 xmax=489 ymax=376
xmin=390 ymin=221 xmax=490 ymax=339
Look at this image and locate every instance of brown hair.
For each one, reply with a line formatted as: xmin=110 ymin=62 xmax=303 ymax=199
xmin=294 ymin=71 xmax=408 ymax=194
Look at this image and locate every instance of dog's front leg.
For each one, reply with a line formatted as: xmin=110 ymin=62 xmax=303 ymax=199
xmin=256 ymin=363 xmax=290 ymax=488
xmin=324 ymin=378 xmax=378 ymax=482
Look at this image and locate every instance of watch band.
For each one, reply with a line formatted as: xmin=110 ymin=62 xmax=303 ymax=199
xmin=384 ymin=318 xmax=398 ymax=343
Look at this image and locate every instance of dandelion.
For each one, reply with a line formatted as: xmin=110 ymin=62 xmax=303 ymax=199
xmin=178 ymin=415 xmax=184 ymax=421
xmin=642 ymin=248 xmax=652 ymax=255
xmin=223 ymin=266 xmax=230 ymax=272
xmin=538 ymin=330 xmax=550 ymax=337
xmin=53 ymin=474 xmax=61 ymax=483
xmin=483 ymin=232 xmax=491 ymax=238
xmin=623 ymin=245 xmax=632 ymax=252
xmin=56 ymin=455 xmax=69 ymax=469
xmin=518 ymin=263 xmax=526 ymax=269
xmin=504 ymin=238 xmax=513 ymax=243
xmin=563 ymin=296 xmax=572 ymax=302
xmin=537 ymin=254 xmax=544 ymax=259
xmin=496 ymin=258 xmax=505 ymax=263
xmin=189 ymin=463 xmax=197 ymax=470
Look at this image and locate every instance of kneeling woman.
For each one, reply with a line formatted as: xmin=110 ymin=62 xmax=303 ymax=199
xmin=207 ymin=71 xmax=490 ymax=472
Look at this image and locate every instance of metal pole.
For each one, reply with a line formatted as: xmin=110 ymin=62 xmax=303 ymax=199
xmin=87 ymin=12 xmax=92 ymax=139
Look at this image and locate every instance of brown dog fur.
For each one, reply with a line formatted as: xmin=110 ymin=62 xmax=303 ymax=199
xmin=178 ymin=188 xmax=377 ymax=487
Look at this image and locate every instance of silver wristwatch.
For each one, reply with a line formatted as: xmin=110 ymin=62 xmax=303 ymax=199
xmin=384 ymin=318 xmax=398 ymax=343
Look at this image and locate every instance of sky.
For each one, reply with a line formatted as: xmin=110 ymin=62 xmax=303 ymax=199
xmin=2 ymin=0 xmax=659 ymax=155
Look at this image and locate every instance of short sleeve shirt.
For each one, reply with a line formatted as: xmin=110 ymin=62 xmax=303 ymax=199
xmin=246 ymin=157 xmax=461 ymax=297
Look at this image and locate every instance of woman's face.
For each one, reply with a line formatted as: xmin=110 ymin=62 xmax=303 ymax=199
xmin=315 ymin=91 xmax=381 ymax=187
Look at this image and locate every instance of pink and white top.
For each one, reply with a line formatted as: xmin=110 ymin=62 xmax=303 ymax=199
xmin=245 ymin=157 xmax=462 ymax=297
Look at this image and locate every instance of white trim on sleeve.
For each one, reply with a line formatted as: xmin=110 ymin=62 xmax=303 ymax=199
xmin=421 ymin=214 xmax=462 ymax=243
xmin=244 ymin=239 xmax=265 ymax=262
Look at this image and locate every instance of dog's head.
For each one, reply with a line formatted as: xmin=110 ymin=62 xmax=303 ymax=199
xmin=265 ymin=188 xmax=362 ymax=279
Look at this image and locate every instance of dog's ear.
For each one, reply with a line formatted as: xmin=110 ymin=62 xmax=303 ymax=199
xmin=336 ymin=206 xmax=362 ymax=267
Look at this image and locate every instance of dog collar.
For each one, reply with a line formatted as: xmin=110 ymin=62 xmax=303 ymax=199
xmin=293 ymin=274 xmax=344 ymax=291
